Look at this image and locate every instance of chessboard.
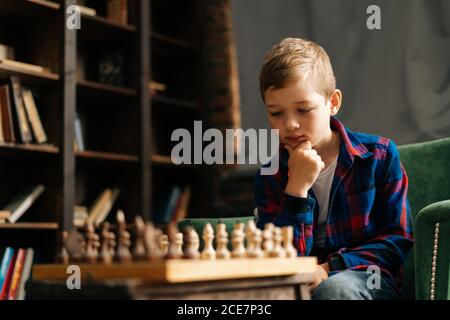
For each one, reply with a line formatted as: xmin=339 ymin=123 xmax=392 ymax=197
xmin=32 ymin=258 xmax=317 ymax=283
xmin=32 ymin=212 xmax=317 ymax=283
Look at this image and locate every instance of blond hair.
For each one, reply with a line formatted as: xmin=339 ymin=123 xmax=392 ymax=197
xmin=259 ymin=37 xmax=336 ymax=102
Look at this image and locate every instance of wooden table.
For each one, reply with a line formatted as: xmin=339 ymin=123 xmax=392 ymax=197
xmin=28 ymin=257 xmax=317 ymax=300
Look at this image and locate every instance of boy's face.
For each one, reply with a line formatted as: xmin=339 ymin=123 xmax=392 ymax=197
xmin=264 ymin=76 xmax=341 ymax=150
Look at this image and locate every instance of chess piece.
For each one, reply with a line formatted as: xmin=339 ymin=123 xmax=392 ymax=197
xmin=201 ymin=223 xmax=216 ymax=260
xmin=183 ymin=226 xmax=200 ymax=259
xmin=132 ymin=215 xmax=147 ymax=260
xmin=57 ymin=231 xmax=70 ymax=264
xmin=269 ymin=227 xmax=286 ymax=258
xmin=282 ymin=226 xmax=297 ymax=258
xmin=66 ymin=229 xmax=86 ymax=262
xmin=245 ymin=220 xmax=257 ymax=258
xmin=116 ymin=209 xmax=132 ymax=263
xmin=231 ymin=222 xmax=246 ymax=258
xmin=215 ymin=223 xmax=231 ymax=259
xmin=246 ymin=221 xmax=263 ymax=258
xmin=99 ymin=222 xmax=116 ymax=264
xmin=144 ymin=222 xmax=163 ymax=260
xmin=262 ymin=223 xmax=275 ymax=257
xmin=85 ymin=222 xmax=100 ymax=263
xmin=159 ymin=233 xmax=169 ymax=256
xmin=166 ymin=224 xmax=183 ymax=259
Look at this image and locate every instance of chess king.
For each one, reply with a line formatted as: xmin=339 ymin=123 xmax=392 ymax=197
xmin=254 ymin=37 xmax=413 ymax=300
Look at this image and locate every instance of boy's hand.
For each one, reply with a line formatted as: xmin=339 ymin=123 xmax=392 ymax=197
xmin=308 ymin=262 xmax=330 ymax=292
xmin=284 ymin=141 xmax=325 ymax=198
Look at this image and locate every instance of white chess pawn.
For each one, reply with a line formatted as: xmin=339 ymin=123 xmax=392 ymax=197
xmin=159 ymin=233 xmax=169 ymax=257
xmin=282 ymin=226 xmax=297 ymax=258
xmin=245 ymin=220 xmax=257 ymax=258
xmin=231 ymin=222 xmax=246 ymax=258
xmin=201 ymin=223 xmax=216 ymax=260
xmin=270 ymin=227 xmax=286 ymax=258
xmin=262 ymin=223 xmax=275 ymax=257
xmin=167 ymin=232 xmax=184 ymax=259
xmin=247 ymin=228 xmax=264 ymax=258
xmin=216 ymin=223 xmax=231 ymax=259
xmin=183 ymin=227 xmax=200 ymax=259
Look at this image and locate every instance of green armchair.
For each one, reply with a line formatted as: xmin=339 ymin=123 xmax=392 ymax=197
xmin=178 ymin=137 xmax=450 ymax=300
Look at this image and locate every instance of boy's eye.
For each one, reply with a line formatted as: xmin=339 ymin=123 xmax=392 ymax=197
xmin=298 ymin=109 xmax=311 ymax=113
xmin=270 ymin=111 xmax=282 ymax=117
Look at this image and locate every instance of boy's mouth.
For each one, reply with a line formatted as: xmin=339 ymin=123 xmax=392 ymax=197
xmin=285 ymin=135 xmax=307 ymax=143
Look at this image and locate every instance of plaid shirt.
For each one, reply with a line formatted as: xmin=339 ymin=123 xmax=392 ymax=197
xmin=254 ymin=116 xmax=414 ymax=290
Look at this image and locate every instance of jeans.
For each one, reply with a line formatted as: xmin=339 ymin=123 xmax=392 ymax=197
xmin=311 ymin=270 xmax=401 ymax=300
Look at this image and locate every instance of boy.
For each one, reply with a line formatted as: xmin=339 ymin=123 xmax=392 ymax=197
xmin=254 ymin=38 xmax=413 ymax=300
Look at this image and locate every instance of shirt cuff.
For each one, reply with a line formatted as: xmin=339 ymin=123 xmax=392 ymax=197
xmin=328 ymin=255 xmax=347 ymax=271
xmin=284 ymin=194 xmax=315 ymax=224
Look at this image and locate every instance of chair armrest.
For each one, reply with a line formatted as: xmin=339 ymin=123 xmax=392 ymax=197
xmin=415 ymin=200 xmax=450 ymax=300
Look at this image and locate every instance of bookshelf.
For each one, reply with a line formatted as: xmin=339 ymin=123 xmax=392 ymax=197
xmin=0 ymin=0 xmax=211 ymax=263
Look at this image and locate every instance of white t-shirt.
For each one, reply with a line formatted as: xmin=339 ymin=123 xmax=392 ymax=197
xmin=312 ymin=155 xmax=338 ymax=248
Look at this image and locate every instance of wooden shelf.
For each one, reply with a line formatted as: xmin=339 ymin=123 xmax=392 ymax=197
xmin=0 ymin=222 xmax=59 ymax=230
xmin=0 ymin=0 xmax=60 ymax=17
xmin=151 ymin=154 xmax=200 ymax=169
xmin=79 ymin=14 xmax=137 ymax=43
xmin=27 ymin=0 xmax=60 ymax=10
xmin=151 ymin=32 xmax=198 ymax=51
xmin=0 ymin=143 xmax=59 ymax=156
xmin=76 ymin=150 xmax=139 ymax=163
xmin=0 ymin=64 xmax=59 ymax=84
xmin=151 ymin=95 xmax=198 ymax=110
xmin=78 ymin=80 xmax=138 ymax=97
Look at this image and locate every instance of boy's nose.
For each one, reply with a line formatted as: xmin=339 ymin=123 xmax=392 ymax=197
xmin=285 ymin=118 xmax=300 ymax=131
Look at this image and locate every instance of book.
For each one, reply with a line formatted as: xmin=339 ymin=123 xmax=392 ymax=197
xmin=7 ymin=248 xmax=26 ymax=300
xmin=154 ymin=186 xmax=181 ymax=225
xmin=107 ymin=0 xmax=128 ymax=25
xmin=9 ymin=76 xmax=32 ymax=143
xmin=78 ymin=5 xmax=97 ymax=17
xmin=86 ymin=188 xmax=121 ymax=225
xmin=0 ymin=248 xmax=14 ymax=293
xmin=0 ymin=85 xmax=15 ymax=143
xmin=0 ymin=59 xmax=50 ymax=74
xmin=3 ymin=185 xmax=45 ymax=224
xmin=74 ymin=113 xmax=85 ymax=151
xmin=0 ymin=105 xmax=3 ymax=142
xmin=0 ymin=248 xmax=16 ymax=300
xmin=149 ymin=81 xmax=167 ymax=96
xmin=22 ymin=89 xmax=47 ymax=143
xmin=171 ymin=186 xmax=191 ymax=223
xmin=0 ymin=44 xmax=14 ymax=60
xmin=15 ymin=248 xmax=34 ymax=300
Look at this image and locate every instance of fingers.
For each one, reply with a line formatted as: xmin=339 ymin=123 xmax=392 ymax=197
xmin=284 ymin=144 xmax=294 ymax=155
xmin=297 ymin=140 xmax=312 ymax=150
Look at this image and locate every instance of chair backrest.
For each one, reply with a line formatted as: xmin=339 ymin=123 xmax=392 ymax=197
xmin=398 ymin=137 xmax=450 ymax=219
xmin=398 ymin=137 xmax=450 ymax=299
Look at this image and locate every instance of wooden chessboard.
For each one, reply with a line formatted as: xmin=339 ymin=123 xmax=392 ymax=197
xmin=32 ymin=257 xmax=317 ymax=283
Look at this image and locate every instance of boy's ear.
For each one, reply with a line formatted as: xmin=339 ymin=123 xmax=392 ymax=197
xmin=329 ymin=89 xmax=342 ymax=116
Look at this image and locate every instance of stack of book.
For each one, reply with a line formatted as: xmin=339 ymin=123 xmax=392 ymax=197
xmin=0 ymin=247 xmax=34 ymax=300
xmin=0 ymin=185 xmax=45 ymax=224
xmin=75 ymin=187 xmax=121 ymax=226
xmin=0 ymin=76 xmax=48 ymax=144
xmin=153 ymin=186 xmax=191 ymax=225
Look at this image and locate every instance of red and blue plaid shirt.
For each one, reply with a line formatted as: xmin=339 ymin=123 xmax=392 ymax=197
xmin=254 ymin=116 xmax=414 ymax=290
